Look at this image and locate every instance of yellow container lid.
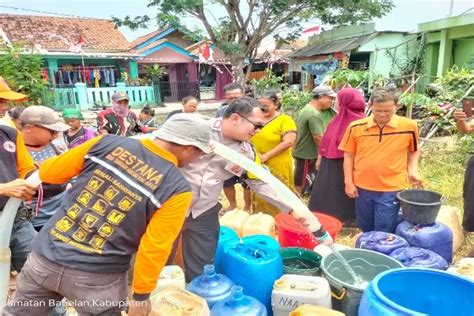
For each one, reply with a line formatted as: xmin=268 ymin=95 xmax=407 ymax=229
xmin=290 ymin=304 xmax=345 ymax=316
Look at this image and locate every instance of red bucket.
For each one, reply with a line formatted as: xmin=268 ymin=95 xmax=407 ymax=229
xmin=275 ymin=212 xmax=342 ymax=250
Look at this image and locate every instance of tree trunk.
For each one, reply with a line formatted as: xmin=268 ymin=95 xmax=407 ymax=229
xmin=231 ymin=58 xmax=247 ymax=86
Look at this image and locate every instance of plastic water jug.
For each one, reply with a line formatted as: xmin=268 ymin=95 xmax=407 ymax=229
xmin=152 ymin=265 xmax=185 ymax=294
xmin=242 ymin=212 xmax=276 ymax=237
xmin=272 ymin=274 xmax=331 ymax=316
xmin=150 ymin=286 xmax=210 ymax=316
xmin=211 ymin=285 xmax=267 ymax=316
xmin=243 ymin=234 xmax=280 ymax=252
xmin=289 ymin=304 xmax=345 ymax=316
xmin=222 ymin=235 xmax=280 ymax=263
xmin=222 ymin=240 xmax=283 ymax=314
xmin=396 ymin=221 xmax=453 ymax=263
xmin=214 ymin=226 xmax=239 ymax=273
xmin=436 ymin=205 xmax=464 ymax=252
xmin=356 ymin=231 xmax=409 ymax=255
xmin=187 ymin=265 xmax=234 ymax=308
xmin=359 ymin=268 xmax=474 ymax=316
xmin=219 ymin=209 xmax=249 ymax=236
xmin=389 ymin=247 xmax=448 ymax=270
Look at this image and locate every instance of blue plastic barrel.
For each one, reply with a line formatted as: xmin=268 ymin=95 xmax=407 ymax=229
xmin=222 ymin=240 xmax=283 ymax=314
xmin=359 ymin=268 xmax=474 ymax=316
xmin=187 ymin=265 xmax=234 ymax=308
xmin=389 ymin=247 xmax=448 ymax=270
xmin=211 ymin=285 xmax=267 ymax=316
xmin=356 ymin=231 xmax=409 ymax=255
xmin=396 ymin=221 xmax=453 ymax=263
xmin=215 ymin=226 xmax=239 ymax=272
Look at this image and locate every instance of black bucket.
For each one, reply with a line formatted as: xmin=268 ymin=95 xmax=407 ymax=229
xmin=397 ymin=189 xmax=446 ymax=225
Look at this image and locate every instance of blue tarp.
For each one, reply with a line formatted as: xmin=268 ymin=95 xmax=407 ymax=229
xmin=302 ymin=60 xmax=339 ymax=76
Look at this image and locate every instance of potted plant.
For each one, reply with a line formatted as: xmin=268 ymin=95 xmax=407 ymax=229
xmin=146 ymin=65 xmax=167 ymax=81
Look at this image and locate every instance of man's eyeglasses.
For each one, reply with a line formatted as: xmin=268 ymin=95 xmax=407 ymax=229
xmin=237 ymin=114 xmax=265 ymax=131
xmin=36 ymin=125 xmax=58 ymax=137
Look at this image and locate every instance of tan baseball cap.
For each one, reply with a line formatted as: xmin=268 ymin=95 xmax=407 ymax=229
xmin=20 ymin=106 xmax=70 ymax=132
xmin=0 ymin=77 xmax=28 ymax=101
xmin=312 ymin=85 xmax=337 ymax=98
xmin=153 ymin=113 xmax=212 ymax=153
xmin=111 ymin=91 xmax=130 ymax=102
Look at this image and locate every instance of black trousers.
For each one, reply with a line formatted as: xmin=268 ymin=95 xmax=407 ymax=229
xmin=463 ymin=156 xmax=474 ymax=232
xmin=168 ymin=203 xmax=221 ymax=282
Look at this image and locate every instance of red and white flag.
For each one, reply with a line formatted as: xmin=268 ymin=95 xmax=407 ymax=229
xmin=301 ymin=25 xmax=321 ymax=37
xmin=199 ymin=43 xmax=214 ymax=63
xmin=69 ymin=35 xmax=86 ymax=53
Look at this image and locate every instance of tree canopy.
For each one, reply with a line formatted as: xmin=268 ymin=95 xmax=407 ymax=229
xmin=116 ymin=0 xmax=394 ymax=83
xmin=0 ymin=45 xmax=46 ymax=104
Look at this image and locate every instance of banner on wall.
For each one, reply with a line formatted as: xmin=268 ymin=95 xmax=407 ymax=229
xmin=302 ymin=60 xmax=339 ymax=85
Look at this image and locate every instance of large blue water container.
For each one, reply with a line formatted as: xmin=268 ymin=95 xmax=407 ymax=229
xmin=187 ymin=265 xmax=234 ymax=308
xmin=356 ymin=231 xmax=409 ymax=255
xmin=396 ymin=220 xmax=453 ymax=263
xmin=389 ymin=247 xmax=448 ymax=270
xmin=211 ymin=285 xmax=267 ymax=316
xmin=359 ymin=268 xmax=474 ymax=316
xmin=243 ymin=235 xmax=280 ymax=252
xmin=215 ymin=226 xmax=239 ymax=272
xmin=222 ymin=240 xmax=283 ymax=314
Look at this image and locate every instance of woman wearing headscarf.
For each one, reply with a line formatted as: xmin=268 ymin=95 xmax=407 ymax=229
xmin=308 ymin=88 xmax=366 ymax=225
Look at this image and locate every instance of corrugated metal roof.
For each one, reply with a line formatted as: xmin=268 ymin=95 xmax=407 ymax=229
xmin=288 ymin=33 xmax=378 ymax=58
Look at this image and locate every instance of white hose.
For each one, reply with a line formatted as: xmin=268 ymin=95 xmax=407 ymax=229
xmin=0 ymin=171 xmax=42 ymax=310
xmin=211 ymin=141 xmax=321 ymax=232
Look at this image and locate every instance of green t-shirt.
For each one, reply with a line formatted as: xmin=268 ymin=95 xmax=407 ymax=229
xmin=293 ymin=104 xmax=336 ymax=159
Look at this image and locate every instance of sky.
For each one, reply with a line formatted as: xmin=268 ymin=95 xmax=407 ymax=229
xmin=0 ymin=0 xmax=473 ymax=41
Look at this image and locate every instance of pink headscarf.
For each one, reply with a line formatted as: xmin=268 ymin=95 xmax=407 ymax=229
xmin=319 ymin=88 xmax=366 ymax=159
xmin=112 ymin=101 xmax=130 ymax=118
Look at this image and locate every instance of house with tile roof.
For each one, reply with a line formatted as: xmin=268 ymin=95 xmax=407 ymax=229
xmin=0 ymin=14 xmax=155 ymax=109
xmin=130 ymin=28 xmax=235 ymax=101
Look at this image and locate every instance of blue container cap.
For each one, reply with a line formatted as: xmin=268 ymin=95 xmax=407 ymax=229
xmin=242 ymin=235 xmax=280 ymax=252
xmin=228 ymin=243 xmax=280 ymax=263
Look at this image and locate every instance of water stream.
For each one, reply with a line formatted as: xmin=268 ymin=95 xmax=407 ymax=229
xmin=329 ymin=246 xmax=368 ymax=288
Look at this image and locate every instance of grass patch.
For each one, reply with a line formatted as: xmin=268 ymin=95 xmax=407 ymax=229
xmin=420 ymin=136 xmax=467 ymax=211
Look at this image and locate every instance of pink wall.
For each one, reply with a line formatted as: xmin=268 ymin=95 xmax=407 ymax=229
xmin=140 ymin=47 xmax=193 ymax=63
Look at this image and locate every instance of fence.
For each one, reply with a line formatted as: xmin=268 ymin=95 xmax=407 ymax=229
xmin=43 ymin=88 xmax=77 ymax=111
xmin=48 ymin=82 xmax=156 ymax=111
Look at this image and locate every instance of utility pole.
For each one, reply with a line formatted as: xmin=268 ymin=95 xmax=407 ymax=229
xmin=448 ymin=0 xmax=454 ymax=17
